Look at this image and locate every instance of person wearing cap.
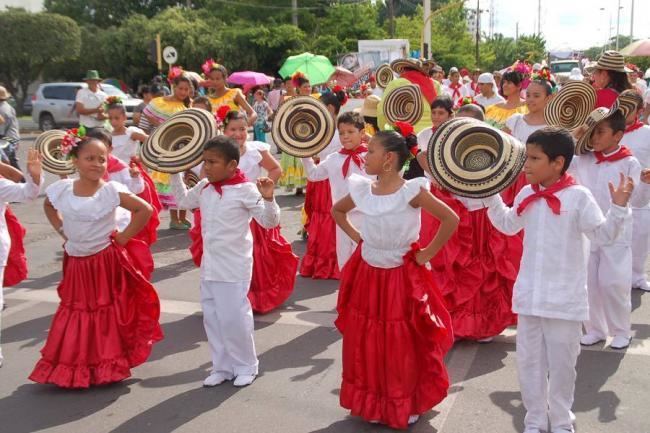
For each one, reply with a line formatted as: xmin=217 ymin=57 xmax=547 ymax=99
xmin=75 ymin=70 xmax=108 ymax=132
xmin=571 ymin=105 xmax=650 ymax=350
xmin=444 ymin=67 xmax=469 ymax=104
xmin=474 ymin=72 xmax=505 ymax=108
xmin=586 ymin=50 xmax=633 ymax=109
xmin=0 ymin=86 xmax=20 ymax=169
xmin=568 ymin=67 xmax=584 ymax=82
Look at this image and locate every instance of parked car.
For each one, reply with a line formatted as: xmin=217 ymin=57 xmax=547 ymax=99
xmin=22 ymin=96 xmax=33 ymax=116
xmin=550 ymin=60 xmax=581 ymax=85
xmin=31 ymin=82 xmax=142 ymax=131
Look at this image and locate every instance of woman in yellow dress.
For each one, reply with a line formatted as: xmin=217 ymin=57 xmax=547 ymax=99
xmin=140 ymin=71 xmax=193 ymax=229
xmin=201 ymin=59 xmax=257 ymax=123
xmin=484 ymin=70 xmax=528 ymax=130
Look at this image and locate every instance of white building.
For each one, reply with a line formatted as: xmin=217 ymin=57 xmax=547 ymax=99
xmin=466 ymin=8 xmax=478 ymax=40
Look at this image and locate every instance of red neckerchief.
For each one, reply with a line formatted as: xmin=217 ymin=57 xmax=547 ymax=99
xmin=400 ymin=70 xmax=437 ymax=104
xmin=204 ymin=168 xmax=249 ymax=195
xmin=625 ymin=120 xmax=644 ymax=134
xmin=102 ymin=155 xmax=127 ymax=181
xmin=471 ymin=81 xmax=479 ymax=94
xmin=516 ymin=173 xmax=577 ymax=216
xmin=449 ymin=82 xmax=462 ymax=100
xmin=594 ymin=146 xmax=633 ymax=164
xmin=339 ymin=145 xmax=368 ymax=178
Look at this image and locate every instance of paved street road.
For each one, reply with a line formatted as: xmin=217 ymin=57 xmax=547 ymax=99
xmin=1 ymin=135 xmax=649 ymax=433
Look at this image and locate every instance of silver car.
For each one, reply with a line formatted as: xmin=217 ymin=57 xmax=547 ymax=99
xmin=32 ymin=82 xmax=142 ymax=131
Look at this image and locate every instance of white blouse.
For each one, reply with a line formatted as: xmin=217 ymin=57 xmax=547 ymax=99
xmin=47 ymin=180 xmax=131 ymax=257
xmin=301 ymin=151 xmax=373 ymax=203
xmin=111 ymin=126 xmax=144 ymax=162
xmin=107 ymin=166 xmax=145 ymax=230
xmin=348 ymin=174 xmax=429 ymax=268
xmin=505 ymin=114 xmax=546 ymax=144
xmin=0 ymin=175 xmax=42 ymax=266
xmin=239 ymin=141 xmax=270 ymax=181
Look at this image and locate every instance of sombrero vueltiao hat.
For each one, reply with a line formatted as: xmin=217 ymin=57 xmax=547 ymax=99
xmin=271 ymin=96 xmax=335 ymax=158
xmin=33 ymin=130 xmax=75 ymax=175
xmin=382 ymin=84 xmax=424 ymax=126
xmin=584 ymin=50 xmax=632 ymax=74
xmin=183 ymin=170 xmax=201 ymax=188
xmin=544 ymin=81 xmax=597 ymax=130
xmin=616 ymin=90 xmax=641 ymax=120
xmin=575 ymin=101 xmax=623 ymax=155
xmin=426 ymin=117 xmax=526 ymax=198
xmin=375 ymin=63 xmax=395 ymax=89
xmin=390 ymin=58 xmax=427 ymax=75
xmin=140 ymin=108 xmax=217 ymax=174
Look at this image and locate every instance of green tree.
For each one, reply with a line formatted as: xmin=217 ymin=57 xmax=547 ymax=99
xmin=515 ymin=34 xmax=546 ymax=63
xmin=0 ymin=9 xmax=81 ymax=114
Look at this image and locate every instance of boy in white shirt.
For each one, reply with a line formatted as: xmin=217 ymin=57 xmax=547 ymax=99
xmin=484 ymin=127 xmax=635 ymax=433
xmin=172 ymin=136 xmax=280 ymax=388
xmin=570 ymin=107 xmax=650 ymax=350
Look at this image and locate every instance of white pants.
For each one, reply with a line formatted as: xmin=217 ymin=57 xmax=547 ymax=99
xmin=200 ymin=279 xmax=258 ymax=377
xmin=336 ymin=210 xmax=363 ymax=270
xmin=584 ymin=244 xmax=632 ymax=338
xmin=631 ymin=209 xmax=650 ymax=285
xmin=517 ymin=315 xmax=581 ymax=432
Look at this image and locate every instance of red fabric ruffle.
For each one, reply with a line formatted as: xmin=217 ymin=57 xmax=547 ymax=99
xmin=421 ymin=187 xmax=520 ymax=340
xmin=500 ymin=171 xmax=528 ymax=207
xmin=188 ymin=210 xmax=298 ymax=313
xmin=248 ymin=220 xmax=298 ymax=313
xmin=132 ymin=160 xmax=162 ymax=246
xmin=4 ymin=206 xmax=28 ymax=287
xmin=299 ymin=180 xmax=340 ymax=279
xmin=335 ymin=244 xmax=453 ymax=429
xmin=29 ymin=241 xmax=163 ymax=388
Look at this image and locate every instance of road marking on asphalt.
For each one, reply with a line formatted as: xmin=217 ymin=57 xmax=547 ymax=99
xmin=6 ymin=287 xmax=650 ymax=357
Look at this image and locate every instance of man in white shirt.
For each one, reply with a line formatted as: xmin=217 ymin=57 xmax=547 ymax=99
xmin=75 ymin=70 xmax=107 ymax=131
xmin=474 ymin=72 xmax=505 ymax=108
xmin=443 ymin=67 xmax=468 ymax=104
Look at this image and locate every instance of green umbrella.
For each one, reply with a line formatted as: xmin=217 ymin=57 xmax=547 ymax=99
xmin=278 ymin=52 xmax=336 ymax=85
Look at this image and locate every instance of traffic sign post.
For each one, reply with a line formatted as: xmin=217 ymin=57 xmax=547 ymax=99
xmin=163 ymin=46 xmax=178 ymax=65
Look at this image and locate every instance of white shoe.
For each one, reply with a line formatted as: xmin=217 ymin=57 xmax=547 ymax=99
xmin=632 ymin=279 xmax=650 ymax=292
xmin=203 ymin=372 xmax=230 ymax=387
xmin=580 ymin=333 xmax=605 ymax=346
xmin=233 ymin=374 xmax=256 ymax=387
xmin=408 ymin=415 xmax=420 ymax=425
xmin=610 ymin=335 xmax=631 ymax=350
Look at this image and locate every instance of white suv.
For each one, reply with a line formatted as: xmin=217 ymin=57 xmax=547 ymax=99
xmin=32 ymin=82 xmax=142 ymax=131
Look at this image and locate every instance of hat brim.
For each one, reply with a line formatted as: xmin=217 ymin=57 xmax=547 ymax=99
xmin=575 ymin=103 xmax=621 ymax=155
xmin=426 ymin=117 xmax=526 ymax=198
xmin=141 ymin=108 xmax=217 ymax=173
xmin=84 ymin=77 xmax=103 ymax=81
xmin=382 ymin=84 xmax=424 ymax=126
xmin=375 ymin=64 xmax=394 ymax=89
xmin=271 ymin=96 xmax=335 ymax=158
xmin=390 ymin=59 xmax=427 ymax=76
xmin=544 ymin=81 xmax=597 ymax=130
xmin=33 ymin=130 xmax=76 ymax=176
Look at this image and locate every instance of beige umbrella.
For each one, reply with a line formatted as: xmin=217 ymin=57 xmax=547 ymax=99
xmin=620 ymin=39 xmax=650 ymax=56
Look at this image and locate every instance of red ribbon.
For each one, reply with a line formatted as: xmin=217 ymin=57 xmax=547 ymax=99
xmin=594 ymin=146 xmax=633 ymax=164
xmin=516 ymin=173 xmax=577 ymax=216
xmin=102 ymin=155 xmax=128 ymax=180
xmin=449 ymin=82 xmax=462 ymax=100
xmin=339 ymin=145 xmax=368 ymax=178
xmin=625 ymin=121 xmax=644 ymax=134
xmin=205 ymin=168 xmax=249 ymax=195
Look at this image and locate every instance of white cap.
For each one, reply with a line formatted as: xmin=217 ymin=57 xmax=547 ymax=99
xmin=449 ymin=67 xmax=459 ymax=74
xmin=568 ymin=67 xmax=583 ymax=81
xmin=477 ymin=72 xmax=495 ymax=84
xmin=532 ymin=63 xmax=542 ymax=71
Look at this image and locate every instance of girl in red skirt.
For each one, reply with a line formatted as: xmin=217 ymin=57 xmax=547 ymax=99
xmin=189 ymin=109 xmax=298 ymax=313
xmin=0 ymin=150 xmax=43 ymax=368
xmin=332 ymin=126 xmax=459 ymax=429
xmin=29 ymin=134 xmax=163 ymax=388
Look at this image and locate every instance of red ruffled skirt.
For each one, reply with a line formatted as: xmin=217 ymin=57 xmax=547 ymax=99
xmin=4 ymin=206 xmax=28 ymax=287
xmin=189 ymin=210 xmax=298 ymax=313
xmin=422 ymin=188 xmax=520 ymax=339
xmin=29 ymin=240 xmax=163 ymax=388
xmin=299 ymin=180 xmax=340 ymax=279
xmin=132 ymin=161 xmax=162 ymax=246
xmin=335 ymin=244 xmax=454 ymax=429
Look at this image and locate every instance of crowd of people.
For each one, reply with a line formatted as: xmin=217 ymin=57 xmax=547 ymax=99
xmin=0 ymin=48 xmax=649 ymax=433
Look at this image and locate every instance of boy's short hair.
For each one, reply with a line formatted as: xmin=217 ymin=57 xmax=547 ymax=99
xmin=203 ymin=136 xmax=240 ymax=164
xmin=599 ymin=109 xmax=626 ymax=134
xmin=337 ymin=111 xmax=365 ymax=130
xmin=192 ymin=96 xmax=213 ymax=112
xmin=527 ymin=126 xmax=574 ymax=173
xmin=457 ymin=104 xmax=485 ymax=120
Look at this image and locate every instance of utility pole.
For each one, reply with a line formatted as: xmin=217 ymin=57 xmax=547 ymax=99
xmin=292 ymin=0 xmax=298 ymax=27
xmin=630 ymin=0 xmax=635 ymax=41
xmin=388 ymin=0 xmax=395 ymax=38
xmin=537 ymin=0 xmax=541 ymax=35
xmin=616 ymin=0 xmax=621 ymax=50
xmin=515 ymin=21 xmax=519 ymax=43
xmin=423 ymin=0 xmax=431 ymax=59
xmin=475 ymin=0 xmax=480 ymax=67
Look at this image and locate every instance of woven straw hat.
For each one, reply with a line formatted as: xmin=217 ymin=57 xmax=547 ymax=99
xmin=382 ymin=84 xmax=424 ymax=126
xmin=270 ymin=96 xmax=335 ymax=157
xmin=375 ymin=63 xmax=395 ymax=89
xmin=584 ymin=51 xmax=631 ymax=74
xmin=33 ymin=130 xmax=75 ymax=175
xmin=390 ymin=58 xmax=427 ymax=75
xmin=354 ymin=95 xmax=381 ymax=118
xmin=617 ymin=90 xmax=641 ymax=120
xmin=426 ymin=117 xmax=526 ymax=198
xmin=140 ymin=108 xmax=217 ymax=174
xmin=575 ymin=102 xmax=622 ymax=155
xmin=544 ymin=81 xmax=597 ymax=130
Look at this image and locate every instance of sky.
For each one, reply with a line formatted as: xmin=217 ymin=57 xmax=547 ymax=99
xmin=2 ymin=0 xmax=648 ymax=51
xmin=468 ymin=0 xmax=650 ymax=50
